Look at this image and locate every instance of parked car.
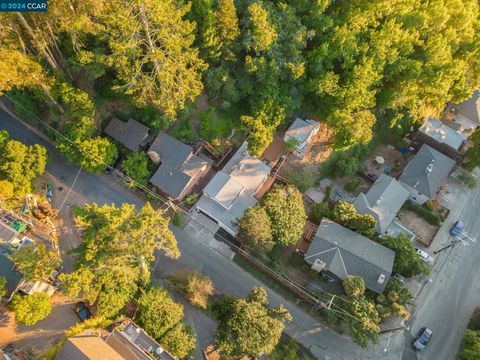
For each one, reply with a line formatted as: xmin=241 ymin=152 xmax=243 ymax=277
xmin=73 ymin=301 xmax=92 ymax=322
xmin=412 ymin=327 xmax=433 ymax=351
xmin=450 ymin=221 xmax=464 ymax=236
xmin=416 ymin=248 xmax=432 ymax=263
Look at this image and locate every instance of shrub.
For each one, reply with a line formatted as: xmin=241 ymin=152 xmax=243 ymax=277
xmin=0 ymin=276 xmax=6 ymax=298
xmin=345 ymin=177 xmax=361 ymax=192
xmin=403 ymin=201 xmax=441 ymax=226
xmin=184 ymin=193 xmax=199 ymax=206
xmin=310 ymin=202 xmax=331 ymax=224
xmin=342 ymin=275 xmax=366 ymax=298
xmin=122 ymin=152 xmax=152 ymax=187
xmin=168 ymin=270 xmax=214 ymax=309
xmin=458 ymin=171 xmax=478 ymax=189
xmin=286 ymin=169 xmax=317 ymax=192
xmin=172 ymin=212 xmax=183 ymax=227
xmin=11 ymin=293 xmax=52 ymax=325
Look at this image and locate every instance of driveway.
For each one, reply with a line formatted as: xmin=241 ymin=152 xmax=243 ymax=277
xmin=0 ymin=106 xmax=409 ymax=359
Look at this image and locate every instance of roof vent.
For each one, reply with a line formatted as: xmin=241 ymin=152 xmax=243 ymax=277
xmin=377 ymin=274 xmax=386 ymax=284
xmin=425 ymin=163 xmax=434 ymax=174
xmin=311 ymin=259 xmax=326 ymax=272
xmin=375 ymin=196 xmax=383 ymax=205
xmin=147 ymin=151 xmax=161 ymax=165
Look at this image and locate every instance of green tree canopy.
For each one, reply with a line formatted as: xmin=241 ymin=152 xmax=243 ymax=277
xmin=136 ymin=287 xmax=196 ymax=358
xmin=60 ymin=202 xmax=178 ymax=317
xmin=331 ymin=201 xmax=376 ymax=238
xmin=458 ymin=330 xmax=480 ymax=360
xmin=464 ymin=129 xmax=480 ymax=171
xmin=213 ymin=287 xmax=292 ymax=356
xmin=262 ymin=185 xmax=306 ymax=246
xmin=13 ymin=243 xmax=61 ymax=281
xmin=342 ymin=275 xmax=366 ymax=298
xmin=238 ymin=206 xmax=274 ymax=253
xmin=377 ymin=234 xmax=430 ymax=277
xmin=0 ymin=136 xmax=47 ymax=195
xmin=0 ymin=276 xmax=6 ymax=298
xmin=11 ymin=293 xmax=52 ymax=326
xmin=121 ymin=152 xmax=152 ymax=187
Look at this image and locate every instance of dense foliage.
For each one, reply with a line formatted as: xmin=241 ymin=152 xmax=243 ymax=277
xmin=121 ymin=152 xmax=152 ymax=187
xmin=0 ymin=131 xmax=47 ymax=195
xmin=464 ymin=129 xmax=480 ymax=171
xmin=1 ymin=0 xmax=478 ymax=158
xmin=329 ymin=201 xmax=376 ymax=238
xmin=212 ymin=287 xmax=292 ymax=356
xmin=167 ymin=270 xmax=214 ymax=309
xmin=136 ymin=287 xmax=196 ymax=358
xmin=342 ymin=275 xmax=366 ymax=298
xmin=237 ymin=205 xmax=274 ymax=253
xmin=0 ymin=276 xmax=6 ymax=298
xmin=60 ymin=202 xmax=178 ymax=317
xmin=13 ymin=243 xmax=61 ymax=281
xmin=11 ymin=293 xmax=52 ymax=326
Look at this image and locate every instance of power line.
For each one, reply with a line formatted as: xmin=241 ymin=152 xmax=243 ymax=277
xmin=3 ymin=93 xmax=366 ymax=326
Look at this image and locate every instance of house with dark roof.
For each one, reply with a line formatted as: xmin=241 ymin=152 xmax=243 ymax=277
xmin=418 ymin=117 xmax=467 ymax=151
xmin=399 ymin=144 xmax=455 ymax=205
xmin=283 ymin=118 xmax=320 ymax=154
xmin=353 ymin=175 xmax=409 ymax=235
xmin=55 ymin=331 xmax=124 ymax=360
xmin=104 ymin=117 xmax=152 ymax=152
xmin=148 ymin=133 xmax=212 ymax=201
xmin=195 ymin=141 xmax=271 ymax=236
xmin=304 ymin=219 xmax=395 ymax=294
xmin=445 ymin=89 xmax=480 ymax=135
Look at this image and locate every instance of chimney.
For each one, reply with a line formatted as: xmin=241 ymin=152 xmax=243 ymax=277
xmin=148 ymin=151 xmax=161 ymax=165
xmin=377 ymin=274 xmax=386 ymax=284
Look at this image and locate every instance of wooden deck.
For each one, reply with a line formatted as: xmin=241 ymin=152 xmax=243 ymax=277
xmin=295 ymin=221 xmax=318 ymax=254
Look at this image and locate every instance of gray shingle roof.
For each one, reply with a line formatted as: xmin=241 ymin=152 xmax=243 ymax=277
xmin=353 ymin=175 xmax=409 ymax=234
xmin=104 ymin=118 xmax=150 ymax=152
xmin=419 ymin=117 xmax=467 ymax=150
xmin=148 ymin=133 xmax=210 ymax=199
xmin=452 ymin=89 xmax=480 ymax=125
xmin=284 ymin=118 xmax=319 ymax=146
xmin=305 ymin=219 xmax=395 ymax=294
xmin=399 ymin=144 xmax=455 ymax=198
xmin=0 ymin=253 xmax=22 ymax=299
xmin=0 ymin=222 xmax=17 ymax=242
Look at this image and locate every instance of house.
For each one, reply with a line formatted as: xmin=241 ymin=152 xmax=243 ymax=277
xmin=195 ymin=141 xmax=271 ymax=236
xmin=55 ymin=320 xmax=175 ymax=360
xmin=0 ymin=222 xmax=18 ymax=243
xmin=284 ymin=118 xmax=320 ymax=154
xmin=353 ymin=175 xmax=409 ymax=235
xmin=0 ymin=252 xmax=56 ymax=301
xmin=399 ymin=144 xmax=455 ymax=205
xmin=304 ymin=219 xmax=395 ymax=294
xmin=444 ymin=89 xmax=480 ymax=135
xmin=104 ymin=117 xmax=152 ymax=152
xmin=55 ymin=330 xmax=124 ymax=360
xmin=148 ymin=133 xmax=212 ymax=201
xmin=418 ymin=117 xmax=467 ymax=151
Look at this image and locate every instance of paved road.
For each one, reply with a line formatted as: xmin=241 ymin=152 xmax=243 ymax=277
xmin=0 ymin=106 xmax=409 ymax=359
xmin=403 ymin=177 xmax=480 ymax=360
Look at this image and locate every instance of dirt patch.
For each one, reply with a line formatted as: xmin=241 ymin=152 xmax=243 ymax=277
xmin=280 ymin=123 xmax=333 ymax=177
xmin=0 ymin=293 xmax=79 ymax=356
xmin=397 ymin=209 xmax=438 ymax=247
xmin=363 ymin=144 xmax=407 ymax=179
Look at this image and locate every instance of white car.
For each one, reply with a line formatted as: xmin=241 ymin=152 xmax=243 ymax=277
xmin=416 ymin=248 xmax=432 ymax=263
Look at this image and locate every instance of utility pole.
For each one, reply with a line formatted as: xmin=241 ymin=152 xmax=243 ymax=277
xmin=433 ymin=239 xmax=460 ymax=255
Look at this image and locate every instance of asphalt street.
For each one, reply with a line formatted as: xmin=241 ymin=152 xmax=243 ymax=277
xmin=4 ymin=106 xmax=478 ymax=359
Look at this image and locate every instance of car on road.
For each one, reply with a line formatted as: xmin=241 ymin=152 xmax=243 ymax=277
xmin=73 ymin=301 xmax=92 ymax=322
xmin=416 ymin=248 xmax=432 ymax=263
xmin=413 ymin=327 xmax=433 ymax=351
xmin=450 ymin=221 xmax=464 ymax=236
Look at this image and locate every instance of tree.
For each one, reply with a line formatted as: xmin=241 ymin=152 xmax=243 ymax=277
xmin=244 ymin=2 xmax=277 ymax=53
xmin=213 ymin=287 xmax=292 ymax=356
xmin=377 ymin=234 xmax=430 ymax=277
xmin=238 ymin=206 xmax=274 ymax=253
xmin=136 ymin=287 xmax=196 ymax=358
xmin=262 ymin=185 xmax=306 ymax=246
xmin=216 ymin=0 xmax=240 ymax=50
xmin=11 ymin=293 xmax=52 ymax=326
xmin=464 ymin=129 xmax=480 ymax=171
xmin=60 ymin=202 xmax=178 ymax=317
xmin=53 ymin=82 xmax=95 ymax=120
xmin=342 ymin=275 xmax=365 ymax=298
xmin=0 ymin=137 xmax=47 ymax=195
xmin=0 ymin=180 xmax=14 ymax=199
xmin=13 ymin=243 xmax=61 ymax=281
xmin=459 ymin=330 xmax=480 ymax=360
xmin=0 ymin=276 xmax=6 ymax=298
xmin=331 ymin=201 xmax=376 ymax=237
xmin=57 ymin=117 xmax=118 ymax=172
xmin=121 ymin=152 xmax=152 ymax=187
xmin=104 ymin=0 xmax=207 ymax=117
xmin=167 ymin=270 xmax=214 ymax=309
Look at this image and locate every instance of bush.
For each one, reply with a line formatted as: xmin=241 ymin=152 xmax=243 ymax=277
xmin=345 ymin=177 xmax=361 ymax=192
xmin=458 ymin=171 xmax=478 ymax=189
xmin=286 ymin=170 xmax=317 ymax=192
xmin=0 ymin=276 xmax=6 ymax=298
xmin=403 ymin=201 xmax=441 ymax=226
xmin=122 ymin=152 xmax=152 ymax=187
xmin=172 ymin=212 xmax=183 ymax=227
xmin=11 ymin=293 xmax=52 ymax=325
xmin=310 ymin=202 xmax=331 ymax=224
xmin=342 ymin=275 xmax=366 ymax=297
xmin=168 ymin=270 xmax=214 ymax=309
